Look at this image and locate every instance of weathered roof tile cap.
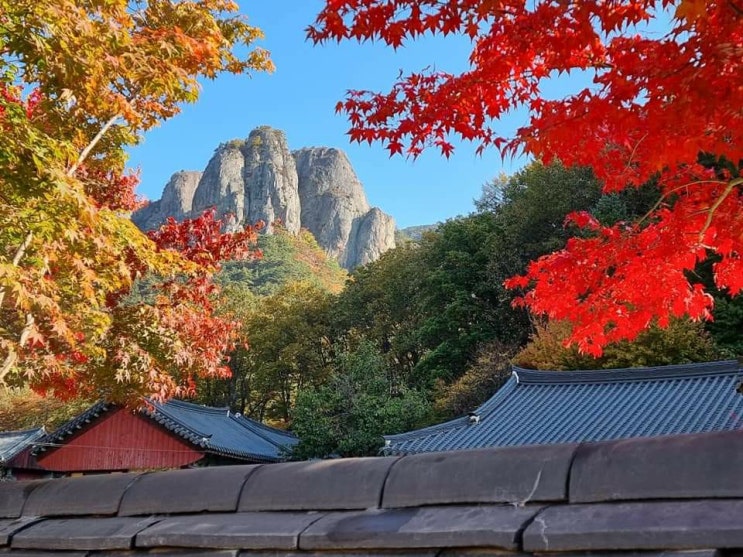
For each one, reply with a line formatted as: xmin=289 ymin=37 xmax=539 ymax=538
xmin=570 ymin=429 xmax=743 ymax=503
xmin=0 ymin=480 xmax=46 ymax=518
xmin=119 ymin=465 xmax=260 ymax=516
xmin=3 ymin=551 xmax=90 ymax=557
xmin=136 ymin=512 xmax=322 ymax=550
xmin=0 ymin=517 xmax=42 ymax=546
xmin=382 ymin=443 xmax=576 ymax=508
xmin=22 ymin=473 xmax=141 ymax=517
xmin=523 ymin=500 xmax=743 ymax=551
xmin=238 ymin=457 xmax=398 ymax=511
xmin=299 ymin=505 xmax=541 ymax=551
xmin=11 ymin=517 xmax=159 ymax=551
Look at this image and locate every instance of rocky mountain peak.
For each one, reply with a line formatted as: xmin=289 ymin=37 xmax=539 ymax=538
xmin=132 ymin=127 xmax=395 ymax=269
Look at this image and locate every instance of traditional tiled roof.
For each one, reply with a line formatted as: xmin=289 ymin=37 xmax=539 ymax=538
xmin=38 ymin=399 xmax=297 ymax=463
xmin=384 ymin=359 xmax=743 ymax=455
xmin=142 ymin=399 xmax=298 ymax=462
xmin=0 ymin=430 xmax=742 ymax=555
xmin=0 ymin=428 xmax=45 ymax=464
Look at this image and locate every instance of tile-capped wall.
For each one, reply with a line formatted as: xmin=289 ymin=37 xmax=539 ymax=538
xmin=0 ymin=430 xmax=740 ymax=557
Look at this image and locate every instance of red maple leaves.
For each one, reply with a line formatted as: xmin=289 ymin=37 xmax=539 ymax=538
xmin=311 ymin=0 xmax=743 ymax=354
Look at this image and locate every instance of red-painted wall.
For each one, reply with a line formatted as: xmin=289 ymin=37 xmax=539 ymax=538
xmin=37 ymin=408 xmax=203 ymax=472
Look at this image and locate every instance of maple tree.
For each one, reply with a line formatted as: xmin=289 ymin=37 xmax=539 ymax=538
xmin=1 ymin=0 xmax=271 ymax=402
xmin=310 ymin=0 xmax=743 ymax=355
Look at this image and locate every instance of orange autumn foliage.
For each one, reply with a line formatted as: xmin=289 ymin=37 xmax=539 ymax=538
xmin=1 ymin=0 xmax=271 ymax=402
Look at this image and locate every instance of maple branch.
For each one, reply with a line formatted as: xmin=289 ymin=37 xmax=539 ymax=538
xmin=698 ymin=177 xmax=743 ymax=242
xmin=728 ymin=0 xmax=743 ymax=17
xmin=624 ymin=133 xmax=648 ymax=172
xmin=67 ymin=114 xmax=121 ymax=177
xmin=0 ymin=313 xmax=34 ymax=385
xmin=637 ymin=179 xmax=728 ymax=227
xmin=0 ymin=230 xmax=33 ymax=310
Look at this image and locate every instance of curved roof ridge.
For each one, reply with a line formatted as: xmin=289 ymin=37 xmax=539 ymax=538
xmin=232 ymin=414 xmax=295 ymax=440
xmin=512 ymin=359 xmax=741 ymax=385
xmin=147 ymin=402 xmax=212 ymax=443
xmin=0 ymin=426 xmax=45 ymax=438
xmin=385 ymin=376 xmax=520 ymax=443
xmin=384 ymin=416 xmax=468 ymax=443
xmin=474 ymin=375 xmax=519 ymax=414
xmin=0 ymin=427 xmax=46 ymax=463
xmin=36 ymin=401 xmax=113 ymax=449
xmin=163 ymin=398 xmax=230 ymax=415
xmin=229 ymin=416 xmax=295 ymax=450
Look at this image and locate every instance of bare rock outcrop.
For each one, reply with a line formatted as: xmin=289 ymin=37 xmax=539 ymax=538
xmin=190 ymin=128 xmax=301 ymax=234
xmin=131 ymin=170 xmax=202 ymax=230
xmin=346 ymin=207 xmax=397 ymax=268
xmin=132 ymin=127 xmax=395 ymax=269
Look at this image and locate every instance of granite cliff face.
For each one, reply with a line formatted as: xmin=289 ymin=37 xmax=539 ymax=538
xmin=132 ymin=170 xmax=202 ymax=230
xmin=132 ymin=127 xmax=395 ymax=269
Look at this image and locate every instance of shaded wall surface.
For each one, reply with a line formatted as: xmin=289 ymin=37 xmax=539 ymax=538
xmin=0 ymin=430 xmax=742 ymax=556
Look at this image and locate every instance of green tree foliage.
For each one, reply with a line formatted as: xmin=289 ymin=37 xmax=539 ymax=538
xmin=433 ymin=339 xmax=514 ymax=419
xmin=707 ymin=297 xmax=743 ymax=357
xmin=333 ymin=243 xmax=425 ymax=384
xmin=199 ymin=280 xmax=336 ymax=425
xmin=320 ymin=160 xmax=705 ymax=426
xmin=218 ymin=227 xmax=347 ymax=296
xmin=411 ymin=213 xmax=506 ymax=386
xmin=291 ymin=342 xmax=431 ymax=459
xmin=483 ymin=162 xmax=603 ymax=266
xmin=514 ymin=319 xmax=720 ymax=371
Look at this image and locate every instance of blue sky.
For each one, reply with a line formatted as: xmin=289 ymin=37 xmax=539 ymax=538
xmin=126 ymin=0 xmax=531 ymax=229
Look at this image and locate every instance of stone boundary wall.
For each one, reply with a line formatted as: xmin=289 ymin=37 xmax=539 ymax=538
xmin=0 ymin=430 xmax=742 ymax=556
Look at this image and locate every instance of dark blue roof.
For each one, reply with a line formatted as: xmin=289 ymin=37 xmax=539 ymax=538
xmin=384 ymin=360 xmax=743 ymax=455
xmin=41 ymin=399 xmax=297 ymax=463
xmin=144 ymin=399 xmax=297 ymax=462
xmin=0 ymin=427 xmax=45 ymax=464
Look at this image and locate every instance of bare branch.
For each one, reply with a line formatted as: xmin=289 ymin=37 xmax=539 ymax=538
xmin=698 ymin=176 xmax=743 ymax=242
xmin=67 ymin=114 xmax=120 ymax=177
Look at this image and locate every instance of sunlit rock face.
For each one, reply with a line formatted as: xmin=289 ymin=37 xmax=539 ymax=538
xmin=132 ymin=126 xmax=395 ymax=269
xmin=131 ymin=170 xmax=202 ymax=230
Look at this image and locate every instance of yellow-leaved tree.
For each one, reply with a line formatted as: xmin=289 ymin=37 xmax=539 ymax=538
xmin=0 ymin=0 xmax=272 ymax=404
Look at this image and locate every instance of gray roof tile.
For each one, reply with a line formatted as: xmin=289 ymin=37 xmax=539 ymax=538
xmin=385 ymin=360 xmax=743 ymax=454
xmin=238 ymin=457 xmax=398 ymax=511
xmin=22 ymin=473 xmax=141 ymax=517
xmin=0 ymin=481 xmax=46 ymax=519
xmin=382 ymin=443 xmax=575 ymax=508
xmin=299 ymin=505 xmax=541 ymax=551
xmin=12 ymin=517 xmax=159 ymax=551
xmin=119 ymin=465 xmax=260 ymax=516
xmin=145 ymin=401 xmax=297 ymax=462
xmin=570 ymin=428 xmax=743 ymax=502
xmin=3 ymin=429 xmax=743 ymax=556
xmin=0 ymin=551 xmax=89 ymax=557
xmin=136 ymin=513 xmax=323 ymax=550
xmin=523 ymin=500 xmax=743 ymax=551
xmin=0 ymin=517 xmax=42 ymax=546
xmin=38 ymin=400 xmax=297 ymax=464
xmin=0 ymin=429 xmax=45 ymax=464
